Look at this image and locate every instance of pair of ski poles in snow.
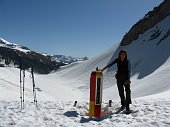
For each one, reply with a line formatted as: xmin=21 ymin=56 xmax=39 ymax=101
xmin=19 ymin=62 xmax=25 ymax=109
xmin=19 ymin=63 xmax=38 ymax=109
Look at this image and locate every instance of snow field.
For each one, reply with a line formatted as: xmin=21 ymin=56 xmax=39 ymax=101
xmin=0 ymin=96 xmax=170 ymax=127
xmin=0 ymin=8 xmax=170 ymax=127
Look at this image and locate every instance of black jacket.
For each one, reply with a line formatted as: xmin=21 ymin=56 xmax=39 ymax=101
xmin=103 ymin=58 xmax=131 ymax=79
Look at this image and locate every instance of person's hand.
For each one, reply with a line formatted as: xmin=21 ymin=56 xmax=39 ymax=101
xmin=101 ymin=68 xmax=106 ymax=72
xmin=124 ymin=80 xmax=131 ymax=85
xmin=101 ymin=67 xmax=107 ymax=72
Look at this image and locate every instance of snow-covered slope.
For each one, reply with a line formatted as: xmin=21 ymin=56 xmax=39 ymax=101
xmin=0 ymin=15 xmax=170 ymax=127
xmin=1 ymin=97 xmax=170 ymax=127
xmin=55 ymin=15 xmax=170 ymax=100
xmin=0 ymin=5 xmax=170 ymax=127
xmin=0 ymin=66 xmax=170 ymax=126
xmin=0 ymin=15 xmax=170 ymax=101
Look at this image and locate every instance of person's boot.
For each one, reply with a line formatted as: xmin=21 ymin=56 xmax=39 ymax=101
xmin=125 ymin=104 xmax=131 ymax=114
xmin=126 ymin=104 xmax=130 ymax=111
xmin=121 ymin=99 xmax=126 ymax=109
xmin=120 ymin=105 xmax=125 ymax=110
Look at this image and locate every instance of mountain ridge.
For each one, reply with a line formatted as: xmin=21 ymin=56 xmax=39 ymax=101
xmin=0 ymin=38 xmax=88 ymax=73
xmin=121 ymin=0 xmax=170 ymax=46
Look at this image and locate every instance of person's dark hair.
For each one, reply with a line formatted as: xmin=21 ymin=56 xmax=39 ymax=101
xmin=118 ymin=50 xmax=127 ymax=60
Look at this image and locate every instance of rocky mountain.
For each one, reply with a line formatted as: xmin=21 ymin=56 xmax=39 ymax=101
xmin=121 ymin=0 xmax=170 ymax=46
xmin=0 ymin=38 xmax=87 ymax=74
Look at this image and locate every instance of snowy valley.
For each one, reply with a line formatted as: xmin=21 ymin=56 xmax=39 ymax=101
xmin=0 ymin=1 xmax=170 ymax=127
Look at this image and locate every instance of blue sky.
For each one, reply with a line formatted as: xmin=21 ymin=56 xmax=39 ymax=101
xmin=0 ymin=0 xmax=163 ymax=57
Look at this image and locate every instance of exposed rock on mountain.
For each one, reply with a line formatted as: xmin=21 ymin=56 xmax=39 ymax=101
xmin=121 ymin=0 xmax=170 ymax=46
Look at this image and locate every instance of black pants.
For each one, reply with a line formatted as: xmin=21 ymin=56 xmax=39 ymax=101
xmin=116 ymin=74 xmax=132 ymax=106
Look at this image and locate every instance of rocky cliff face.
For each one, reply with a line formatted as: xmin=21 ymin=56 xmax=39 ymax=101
xmin=121 ymin=0 xmax=170 ymax=46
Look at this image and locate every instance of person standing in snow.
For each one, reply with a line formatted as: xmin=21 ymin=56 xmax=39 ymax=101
xmin=102 ymin=50 xmax=132 ymax=112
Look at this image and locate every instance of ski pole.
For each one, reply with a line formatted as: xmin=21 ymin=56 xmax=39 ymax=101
xmin=31 ymin=66 xmax=38 ymax=107
xmin=34 ymin=91 xmax=37 ymax=107
xmin=22 ymin=70 xmax=25 ymax=108
xmin=19 ymin=62 xmax=23 ymax=109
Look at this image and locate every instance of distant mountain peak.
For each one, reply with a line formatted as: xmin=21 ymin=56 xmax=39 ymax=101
xmin=0 ymin=38 xmax=31 ymax=53
xmin=42 ymin=53 xmax=88 ymax=65
xmin=0 ymin=38 xmax=17 ymax=47
xmin=0 ymin=38 xmax=88 ymax=73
